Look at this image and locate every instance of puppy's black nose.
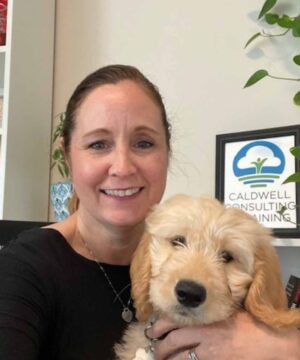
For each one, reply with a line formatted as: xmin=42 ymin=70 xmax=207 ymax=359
xmin=175 ymin=280 xmax=206 ymax=308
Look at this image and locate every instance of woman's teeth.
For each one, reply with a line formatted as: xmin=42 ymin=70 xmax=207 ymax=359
xmin=103 ymin=188 xmax=140 ymax=197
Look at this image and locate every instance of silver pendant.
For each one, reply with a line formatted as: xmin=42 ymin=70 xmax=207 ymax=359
xmin=122 ymin=307 xmax=133 ymax=323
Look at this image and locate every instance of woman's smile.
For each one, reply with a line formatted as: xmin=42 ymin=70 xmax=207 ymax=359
xmin=100 ymin=187 xmax=143 ymax=198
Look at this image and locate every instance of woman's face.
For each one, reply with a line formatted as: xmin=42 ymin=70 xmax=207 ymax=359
xmin=68 ymin=80 xmax=169 ymax=228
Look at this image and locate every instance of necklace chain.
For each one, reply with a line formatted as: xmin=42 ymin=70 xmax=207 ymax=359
xmin=81 ymin=236 xmax=134 ymax=323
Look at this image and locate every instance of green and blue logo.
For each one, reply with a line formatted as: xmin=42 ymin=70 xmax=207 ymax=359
xmin=233 ymin=140 xmax=285 ymax=188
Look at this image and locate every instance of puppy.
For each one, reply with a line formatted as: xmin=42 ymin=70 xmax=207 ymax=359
xmin=115 ymin=194 xmax=300 ymax=359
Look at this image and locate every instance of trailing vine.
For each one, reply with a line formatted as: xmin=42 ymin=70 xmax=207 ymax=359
xmin=244 ymin=0 xmax=300 ymax=105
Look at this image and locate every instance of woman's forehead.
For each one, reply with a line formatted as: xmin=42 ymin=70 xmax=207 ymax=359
xmin=80 ymin=80 xmax=156 ymax=108
xmin=75 ymin=81 xmax=164 ymax=130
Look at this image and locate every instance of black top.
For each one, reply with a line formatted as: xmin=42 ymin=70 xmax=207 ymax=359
xmin=0 ymin=220 xmax=51 ymax=248
xmin=0 ymin=228 xmax=133 ymax=359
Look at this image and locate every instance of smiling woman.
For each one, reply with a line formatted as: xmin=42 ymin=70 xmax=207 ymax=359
xmin=0 ymin=64 xmax=172 ymax=359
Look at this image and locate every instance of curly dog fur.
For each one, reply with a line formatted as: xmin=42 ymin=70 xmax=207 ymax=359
xmin=115 ymin=195 xmax=300 ymax=359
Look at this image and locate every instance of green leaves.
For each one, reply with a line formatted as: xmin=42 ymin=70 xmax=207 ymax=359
xmin=264 ymin=14 xmax=300 ymax=34
xmin=52 ymin=148 xmax=62 ymax=161
xmin=244 ymin=70 xmax=269 ymax=88
xmin=293 ymin=91 xmax=300 ymax=106
xmin=277 ymin=14 xmax=294 ymax=28
xmin=265 ymin=13 xmax=279 ymax=24
xmin=258 ymin=0 xmax=277 ymax=19
xmin=52 ymin=112 xmax=66 ymax=143
xmin=51 ymin=150 xmax=69 ymax=178
xmin=51 ymin=112 xmax=69 ymax=179
xmin=292 ymin=15 xmax=300 ymax=37
xmin=282 ymin=147 xmax=300 ymax=184
xmin=290 ymin=146 xmax=300 ymax=160
xmin=277 ymin=205 xmax=287 ymax=216
xmin=282 ymin=172 xmax=300 ymax=184
xmin=244 ymin=1 xmax=300 ymax=106
xmin=255 ymin=0 xmax=300 ymax=35
xmin=244 ymin=32 xmax=261 ymax=48
xmin=293 ymin=55 xmax=300 ymax=66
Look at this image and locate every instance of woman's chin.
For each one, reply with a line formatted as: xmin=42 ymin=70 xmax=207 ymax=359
xmin=102 ymin=211 xmax=145 ymax=229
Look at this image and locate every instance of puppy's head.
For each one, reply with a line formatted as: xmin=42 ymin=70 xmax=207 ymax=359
xmin=131 ymin=194 xmax=300 ymax=328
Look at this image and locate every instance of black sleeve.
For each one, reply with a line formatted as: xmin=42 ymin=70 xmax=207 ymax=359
xmin=0 ymin=236 xmax=54 ymax=360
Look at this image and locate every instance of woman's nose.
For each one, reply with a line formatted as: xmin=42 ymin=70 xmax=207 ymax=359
xmin=108 ymin=148 xmax=137 ymax=177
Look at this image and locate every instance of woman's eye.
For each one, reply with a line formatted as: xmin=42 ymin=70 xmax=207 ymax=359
xmin=135 ymin=140 xmax=154 ymax=149
xmin=221 ymin=251 xmax=234 ymax=263
xmin=171 ymin=236 xmax=186 ymax=248
xmin=89 ymin=141 xmax=109 ymax=150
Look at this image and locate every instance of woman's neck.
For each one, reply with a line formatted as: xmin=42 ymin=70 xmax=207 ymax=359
xmin=67 ymin=211 xmax=145 ymax=265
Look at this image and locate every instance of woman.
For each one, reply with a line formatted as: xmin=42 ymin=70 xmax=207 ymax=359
xmin=0 ymin=65 xmax=299 ymax=360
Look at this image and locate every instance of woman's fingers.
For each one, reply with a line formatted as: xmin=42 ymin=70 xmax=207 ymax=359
xmin=167 ymin=349 xmax=198 ymax=360
xmin=153 ymin=327 xmax=200 ymax=360
xmin=147 ymin=317 xmax=180 ymax=340
xmin=156 ymin=347 xmax=203 ymax=360
xmin=146 ymin=311 xmax=300 ymax=360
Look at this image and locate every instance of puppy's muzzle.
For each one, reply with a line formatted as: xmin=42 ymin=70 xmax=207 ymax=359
xmin=175 ymin=279 xmax=206 ymax=308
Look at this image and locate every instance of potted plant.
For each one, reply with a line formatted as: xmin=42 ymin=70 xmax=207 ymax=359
xmin=50 ymin=112 xmax=73 ymax=221
xmin=51 ymin=112 xmax=69 ymax=178
xmin=244 ymin=0 xmax=300 ymax=105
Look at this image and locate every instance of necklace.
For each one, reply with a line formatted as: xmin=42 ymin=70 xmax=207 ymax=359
xmin=81 ymin=236 xmax=134 ymax=323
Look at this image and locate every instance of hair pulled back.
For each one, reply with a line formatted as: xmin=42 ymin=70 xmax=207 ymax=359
xmin=63 ymin=64 xmax=171 ymax=154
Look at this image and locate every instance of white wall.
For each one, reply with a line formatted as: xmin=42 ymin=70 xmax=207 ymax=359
xmin=53 ymin=0 xmax=300 ymax=283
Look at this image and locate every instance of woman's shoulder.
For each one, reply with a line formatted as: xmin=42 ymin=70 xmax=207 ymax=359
xmin=2 ymin=213 xmax=77 ymax=258
xmin=6 ymin=225 xmax=64 ymax=247
xmin=0 ymin=226 xmax=77 ymax=271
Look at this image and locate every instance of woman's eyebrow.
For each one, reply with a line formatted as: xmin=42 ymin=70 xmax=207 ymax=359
xmin=81 ymin=125 xmax=161 ymax=139
xmin=82 ymin=128 xmax=111 ymax=138
xmin=134 ymin=126 xmax=161 ymax=135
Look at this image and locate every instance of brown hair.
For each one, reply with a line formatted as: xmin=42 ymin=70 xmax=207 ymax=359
xmin=63 ymin=64 xmax=171 ymax=154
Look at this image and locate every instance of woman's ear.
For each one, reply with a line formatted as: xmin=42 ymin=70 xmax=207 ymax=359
xmin=130 ymin=231 xmax=153 ymax=322
xmin=244 ymin=242 xmax=300 ymax=328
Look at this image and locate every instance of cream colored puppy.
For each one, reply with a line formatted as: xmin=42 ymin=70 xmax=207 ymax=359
xmin=115 ymin=195 xmax=300 ymax=360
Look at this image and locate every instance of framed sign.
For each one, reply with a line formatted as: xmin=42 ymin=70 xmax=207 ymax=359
xmin=215 ymin=125 xmax=300 ymax=238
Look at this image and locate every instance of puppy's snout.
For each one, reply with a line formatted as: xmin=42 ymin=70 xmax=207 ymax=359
xmin=175 ymin=279 xmax=206 ymax=308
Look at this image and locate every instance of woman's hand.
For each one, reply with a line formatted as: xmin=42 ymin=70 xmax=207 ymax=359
xmin=148 ymin=311 xmax=300 ymax=360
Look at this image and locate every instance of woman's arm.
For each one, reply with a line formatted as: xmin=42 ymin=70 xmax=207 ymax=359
xmin=149 ymin=311 xmax=300 ymax=360
xmin=0 ymin=244 xmax=52 ymax=359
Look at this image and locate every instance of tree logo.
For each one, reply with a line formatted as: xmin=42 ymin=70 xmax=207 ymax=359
xmin=232 ymin=140 xmax=285 ymax=188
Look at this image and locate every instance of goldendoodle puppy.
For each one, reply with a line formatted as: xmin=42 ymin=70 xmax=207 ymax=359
xmin=115 ymin=195 xmax=300 ymax=360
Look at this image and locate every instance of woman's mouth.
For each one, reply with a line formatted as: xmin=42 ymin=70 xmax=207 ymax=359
xmin=101 ymin=187 xmax=142 ymax=197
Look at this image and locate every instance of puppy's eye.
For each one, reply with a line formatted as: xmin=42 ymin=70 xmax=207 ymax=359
xmin=171 ymin=236 xmax=186 ymax=248
xmin=221 ymin=251 xmax=234 ymax=263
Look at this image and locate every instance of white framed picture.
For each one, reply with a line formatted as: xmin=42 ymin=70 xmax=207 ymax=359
xmin=215 ymin=125 xmax=300 ymax=238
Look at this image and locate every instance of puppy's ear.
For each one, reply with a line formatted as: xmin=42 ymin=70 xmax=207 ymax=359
xmin=130 ymin=231 xmax=153 ymax=322
xmin=244 ymin=242 xmax=300 ymax=328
